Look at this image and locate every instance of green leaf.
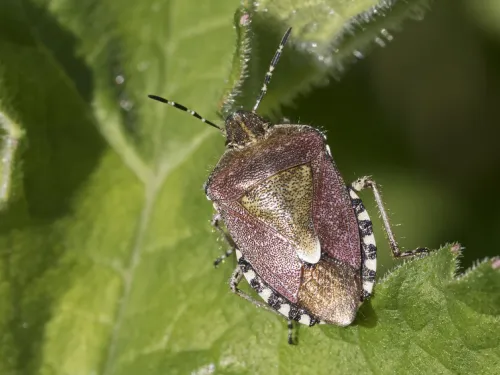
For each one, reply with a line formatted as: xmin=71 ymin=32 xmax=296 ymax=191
xmin=1 ymin=1 xmax=499 ymax=375
xmin=227 ymin=0 xmax=433 ymax=115
xmin=465 ymin=0 xmax=500 ymax=39
xmin=0 ymin=112 xmax=23 ymax=208
xmin=357 ymin=246 xmax=500 ymax=374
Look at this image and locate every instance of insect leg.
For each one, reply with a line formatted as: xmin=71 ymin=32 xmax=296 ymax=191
xmin=229 ymin=266 xmax=297 ymax=345
xmin=213 ymin=248 xmax=235 ymax=267
xmin=287 ymin=320 xmax=297 ymax=345
xmin=351 ymin=176 xmax=429 ymax=258
xmin=211 ymin=214 xmax=235 ymax=246
xmin=211 ymin=214 xmax=237 ymax=267
xmin=229 ymin=267 xmax=277 ymax=312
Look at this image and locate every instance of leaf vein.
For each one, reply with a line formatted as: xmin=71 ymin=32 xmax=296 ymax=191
xmin=102 ymin=128 xmax=213 ymax=375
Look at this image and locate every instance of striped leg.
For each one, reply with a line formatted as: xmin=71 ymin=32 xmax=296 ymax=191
xmin=211 ymin=214 xmax=236 ymax=267
xmin=351 ymin=177 xmax=429 ymax=258
xmin=287 ymin=320 xmax=296 ymax=345
xmin=213 ymin=248 xmax=234 ymax=267
xmin=229 ymin=267 xmax=282 ymax=315
xmin=228 ymin=266 xmax=299 ymax=345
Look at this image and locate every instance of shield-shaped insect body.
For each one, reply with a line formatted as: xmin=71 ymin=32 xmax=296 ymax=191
xmin=205 ymin=110 xmax=372 ymax=328
xmin=149 ymin=27 xmax=428 ymax=344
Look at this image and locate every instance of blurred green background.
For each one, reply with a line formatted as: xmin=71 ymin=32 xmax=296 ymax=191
xmin=282 ymin=0 xmax=500 ymax=272
xmin=1 ymin=0 xmax=499 ymax=373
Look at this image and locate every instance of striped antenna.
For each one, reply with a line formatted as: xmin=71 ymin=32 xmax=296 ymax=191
xmin=252 ymin=27 xmax=292 ymax=113
xmin=147 ymin=95 xmax=222 ymax=130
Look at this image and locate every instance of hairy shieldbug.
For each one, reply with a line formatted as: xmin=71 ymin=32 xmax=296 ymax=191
xmin=149 ymin=27 xmax=428 ymax=344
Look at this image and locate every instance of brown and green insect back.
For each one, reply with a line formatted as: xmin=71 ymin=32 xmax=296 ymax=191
xmin=148 ymin=28 xmax=428 ymax=345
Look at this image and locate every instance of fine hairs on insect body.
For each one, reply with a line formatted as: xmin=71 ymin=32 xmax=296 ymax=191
xmin=149 ymin=27 xmax=429 ymax=344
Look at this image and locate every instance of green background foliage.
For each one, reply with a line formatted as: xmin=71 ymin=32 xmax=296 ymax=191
xmin=0 ymin=0 xmax=499 ymax=374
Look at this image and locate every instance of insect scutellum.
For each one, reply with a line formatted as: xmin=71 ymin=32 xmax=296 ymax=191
xmin=147 ymin=27 xmax=293 ymax=145
xmin=149 ymin=25 xmax=431 ymax=346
